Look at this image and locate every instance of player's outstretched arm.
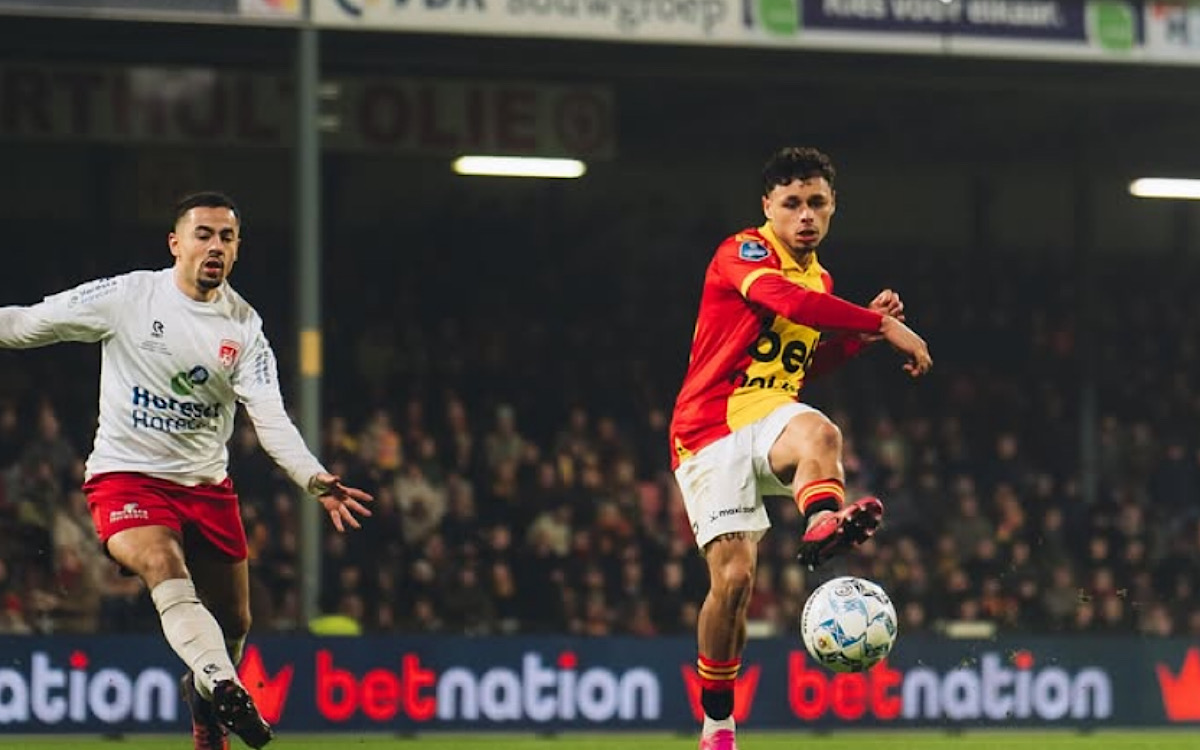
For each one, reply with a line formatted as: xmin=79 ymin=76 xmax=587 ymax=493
xmin=235 ymin=329 xmax=374 ymax=532
xmin=0 ymin=305 xmax=65 ymax=349
xmin=807 ymin=289 xmax=907 ymax=379
xmin=744 ymin=273 xmax=883 ymax=334
xmin=0 ymin=277 xmax=123 ymax=349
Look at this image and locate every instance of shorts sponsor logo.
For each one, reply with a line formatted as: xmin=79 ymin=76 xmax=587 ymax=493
xmin=108 ymin=503 xmax=149 ymax=523
xmin=708 ymin=505 xmax=756 ymax=523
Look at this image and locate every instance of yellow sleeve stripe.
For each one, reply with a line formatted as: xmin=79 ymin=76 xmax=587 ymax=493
xmin=739 ymin=268 xmax=785 ymax=298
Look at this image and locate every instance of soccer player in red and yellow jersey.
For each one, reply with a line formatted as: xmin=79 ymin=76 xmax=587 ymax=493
xmin=670 ymin=147 xmax=932 ymax=750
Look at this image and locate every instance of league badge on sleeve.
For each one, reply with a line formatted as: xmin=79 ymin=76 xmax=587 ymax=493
xmin=739 ymin=241 xmax=770 ymax=261
xmin=218 ymin=339 xmax=240 ymax=369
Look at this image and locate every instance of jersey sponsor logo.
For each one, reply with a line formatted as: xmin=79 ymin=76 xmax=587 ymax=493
xmin=151 ymin=321 xmax=164 ymax=339
xmin=738 ymin=241 xmax=770 ymax=262
xmin=108 ymin=502 xmax=149 ymax=523
xmin=747 ymin=323 xmax=815 ymax=374
xmin=218 ymin=340 xmax=240 ymax=369
xmin=169 ymin=366 xmax=211 ymax=396
xmin=725 ymin=320 xmax=815 ymax=392
xmin=130 ymin=385 xmax=223 ymax=434
xmin=728 ymin=371 xmax=800 ymax=393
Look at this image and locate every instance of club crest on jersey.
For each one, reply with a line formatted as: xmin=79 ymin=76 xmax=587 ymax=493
xmin=218 ymin=340 xmax=240 ymax=369
xmin=739 ymin=241 xmax=770 ymax=261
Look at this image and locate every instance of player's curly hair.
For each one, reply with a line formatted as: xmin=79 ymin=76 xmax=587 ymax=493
xmin=172 ymin=191 xmax=240 ymax=229
xmin=762 ymin=147 xmax=836 ymax=196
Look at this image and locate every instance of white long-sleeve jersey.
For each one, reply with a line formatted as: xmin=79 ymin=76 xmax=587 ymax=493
xmin=0 ymin=269 xmax=326 ymax=490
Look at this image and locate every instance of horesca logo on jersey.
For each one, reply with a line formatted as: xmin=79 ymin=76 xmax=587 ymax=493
xmin=787 ymin=651 xmax=1112 ymax=722
xmin=0 ymin=651 xmax=177 ymax=726
xmin=313 ymin=650 xmax=660 ymax=724
xmin=130 ymin=386 xmax=222 ymax=434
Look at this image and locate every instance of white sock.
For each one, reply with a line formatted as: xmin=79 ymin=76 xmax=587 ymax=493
xmin=703 ymin=716 xmax=735 ymax=736
xmin=191 ymin=635 xmax=247 ymax=699
xmin=150 ymin=578 xmax=241 ymax=699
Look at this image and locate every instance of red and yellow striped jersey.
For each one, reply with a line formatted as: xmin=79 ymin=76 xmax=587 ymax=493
xmin=669 ymin=224 xmax=880 ymax=469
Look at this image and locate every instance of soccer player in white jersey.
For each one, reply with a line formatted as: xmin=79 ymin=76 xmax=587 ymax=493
xmin=0 ymin=192 xmax=373 ymax=750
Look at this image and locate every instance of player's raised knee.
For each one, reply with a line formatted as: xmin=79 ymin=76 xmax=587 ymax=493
xmin=810 ymin=418 xmax=842 ymax=454
xmin=783 ymin=413 xmax=842 ymax=456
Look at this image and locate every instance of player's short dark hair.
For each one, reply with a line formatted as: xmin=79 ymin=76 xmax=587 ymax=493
xmin=172 ymin=191 xmax=240 ymax=229
xmin=762 ymin=147 xmax=836 ymax=196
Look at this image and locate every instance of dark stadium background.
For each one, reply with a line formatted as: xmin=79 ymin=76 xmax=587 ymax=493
xmin=1 ymin=8 xmax=1199 ymax=740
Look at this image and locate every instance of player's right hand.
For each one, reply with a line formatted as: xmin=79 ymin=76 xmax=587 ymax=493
xmin=879 ymin=316 xmax=932 ymax=377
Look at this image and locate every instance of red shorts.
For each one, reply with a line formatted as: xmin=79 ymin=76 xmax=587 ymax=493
xmin=84 ymin=472 xmax=248 ymax=562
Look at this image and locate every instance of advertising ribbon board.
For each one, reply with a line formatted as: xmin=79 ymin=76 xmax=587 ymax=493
xmin=2 ymin=634 xmax=1200 ymax=732
xmin=314 ymin=0 xmax=1200 ymax=65
xmin=1141 ymin=0 xmax=1200 ymax=61
xmin=0 ymin=0 xmax=298 ymax=22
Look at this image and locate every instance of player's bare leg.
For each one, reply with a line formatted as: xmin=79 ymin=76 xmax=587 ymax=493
xmin=192 ymin=557 xmax=253 ymax=673
xmin=182 ymin=557 xmax=254 ymax=750
xmin=768 ymin=412 xmax=883 ymax=567
xmin=106 ymin=527 xmax=272 ymax=748
xmin=696 ymin=533 xmax=757 ymax=750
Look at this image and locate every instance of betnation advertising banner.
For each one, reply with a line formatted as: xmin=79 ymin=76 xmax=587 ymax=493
xmin=313 ymin=0 xmax=1200 ymax=65
xmin=2 ymin=635 xmax=1200 ymax=733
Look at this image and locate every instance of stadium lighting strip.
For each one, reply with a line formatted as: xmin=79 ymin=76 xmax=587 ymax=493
xmin=1129 ymin=178 xmax=1200 ymax=200
xmin=452 ymin=156 xmax=587 ymax=179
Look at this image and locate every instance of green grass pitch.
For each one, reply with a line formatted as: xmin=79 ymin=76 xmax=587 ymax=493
xmin=3 ymin=733 xmax=1199 ymax=750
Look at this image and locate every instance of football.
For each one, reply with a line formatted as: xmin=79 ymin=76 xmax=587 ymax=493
xmin=800 ymin=576 xmax=898 ymax=673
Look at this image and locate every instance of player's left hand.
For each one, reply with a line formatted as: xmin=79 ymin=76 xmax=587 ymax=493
xmin=311 ymin=472 xmax=374 ymax=532
xmin=861 ymin=289 xmax=905 ymax=343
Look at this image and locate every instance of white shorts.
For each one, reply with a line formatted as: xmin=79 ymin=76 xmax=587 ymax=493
xmin=674 ymin=402 xmax=819 ymax=550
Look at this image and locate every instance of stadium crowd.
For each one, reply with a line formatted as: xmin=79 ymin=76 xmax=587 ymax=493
xmin=1 ymin=200 xmax=1198 ymax=640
